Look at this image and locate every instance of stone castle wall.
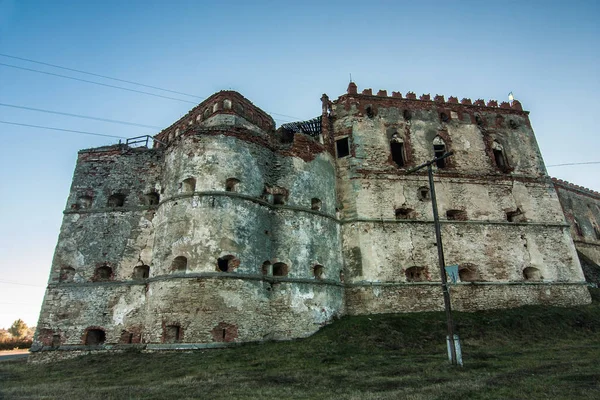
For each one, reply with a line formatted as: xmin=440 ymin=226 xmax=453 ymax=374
xmin=553 ymin=178 xmax=600 ymax=284
xmin=332 ymin=83 xmax=589 ymax=314
xmin=34 ymin=93 xmax=344 ymax=353
xmin=32 ymin=85 xmax=591 ymax=358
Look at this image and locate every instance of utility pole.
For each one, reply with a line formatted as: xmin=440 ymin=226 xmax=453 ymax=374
xmin=406 ymin=151 xmax=460 ymax=366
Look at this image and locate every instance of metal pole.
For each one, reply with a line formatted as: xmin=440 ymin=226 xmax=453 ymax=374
xmin=427 ymin=163 xmax=458 ymax=365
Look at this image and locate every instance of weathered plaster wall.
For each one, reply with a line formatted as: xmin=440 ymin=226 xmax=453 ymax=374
xmin=332 ymin=84 xmax=589 ymax=313
xmin=345 ymin=283 xmax=590 ymax=315
xmin=33 ymin=86 xmax=592 ymax=360
xmin=34 ymin=95 xmax=344 ymax=354
xmin=553 ymin=179 xmax=600 ymax=282
xmin=50 ymin=146 xmax=162 ymax=284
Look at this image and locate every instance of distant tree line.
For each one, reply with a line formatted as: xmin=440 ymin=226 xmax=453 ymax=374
xmin=0 ymin=319 xmax=34 ymax=350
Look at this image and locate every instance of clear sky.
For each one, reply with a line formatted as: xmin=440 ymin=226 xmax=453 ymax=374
xmin=0 ymin=0 xmax=598 ymax=329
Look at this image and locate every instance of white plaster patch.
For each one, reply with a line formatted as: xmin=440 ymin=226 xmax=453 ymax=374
xmin=220 ymin=290 xmax=245 ymax=310
xmin=112 ymin=291 xmax=145 ymax=325
xmin=290 ymin=287 xmax=315 ymax=312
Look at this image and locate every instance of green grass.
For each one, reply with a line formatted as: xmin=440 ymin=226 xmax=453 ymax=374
xmin=2 ymin=290 xmax=600 ymax=399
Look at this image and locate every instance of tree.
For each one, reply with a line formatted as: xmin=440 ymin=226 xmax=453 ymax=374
xmin=8 ymin=319 xmax=28 ymax=339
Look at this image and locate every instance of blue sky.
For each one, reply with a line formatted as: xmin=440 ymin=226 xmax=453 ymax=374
xmin=0 ymin=0 xmax=598 ymax=328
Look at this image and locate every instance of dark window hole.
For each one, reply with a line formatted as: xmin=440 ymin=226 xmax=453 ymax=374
xmin=336 ymin=137 xmax=350 ymax=158
xmin=446 ymin=210 xmax=467 ymax=221
xmin=273 ymin=262 xmax=288 ymax=277
xmin=85 ymin=329 xmax=106 ymax=345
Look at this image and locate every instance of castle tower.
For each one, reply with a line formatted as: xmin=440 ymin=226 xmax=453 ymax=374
xmin=331 ymin=83 xmax=590 ymax=313
xmin=33 ymin=91 xmax=344 ymax=354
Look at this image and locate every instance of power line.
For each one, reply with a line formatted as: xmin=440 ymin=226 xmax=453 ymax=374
xmin=546 ymin=162 xmax=600 ymax=167
xmin=0 ymin=120 xmax=127 ymax=139
xmin=0 ymin=62 xmax=199 ymax=105
xmin=0 ymin=54 xmax=303 ymax=121
xmin=0 ymin=53 xmax=204 ymax=99
xmin=0 ymin=103 xmax=163 ymax=130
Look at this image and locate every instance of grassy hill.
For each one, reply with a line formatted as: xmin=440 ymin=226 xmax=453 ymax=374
xmin=2 ymin=289 xmax=600 ymax=399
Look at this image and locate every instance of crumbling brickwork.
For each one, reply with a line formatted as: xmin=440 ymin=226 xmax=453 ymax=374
xmin=32 ymin=85 xmax=590 ymax=359
xmin=332 ymin=83 xmax=589 ymax=316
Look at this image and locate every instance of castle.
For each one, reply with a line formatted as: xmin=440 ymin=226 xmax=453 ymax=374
xmin=32 ymin=82 xmax=600 ymax=359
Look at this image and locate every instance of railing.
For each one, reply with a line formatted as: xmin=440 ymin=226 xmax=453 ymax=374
xmin=125 ymin=135 xmax=165 ymax=148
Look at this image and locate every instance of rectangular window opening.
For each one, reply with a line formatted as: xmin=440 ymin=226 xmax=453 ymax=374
xmin=391 ymin=142 xmax=405 ymax=167
xmin=336 ymin=137 xmax=350 ymax=158
xmin=434 ymin=145 xmax=446 ymax=168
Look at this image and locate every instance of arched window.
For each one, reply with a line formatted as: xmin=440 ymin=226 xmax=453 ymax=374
xmin=594 ymin=223 xmax=600 ymax=240
xmin=95 ymin=265 xmax=112 ymax=281
xmin=217 ymin=255 xmax=240 ymax=273
xmin=145 ymin=192 xmax=160 ymax=206
xmin=223 ymin=99 xmax=232 ymax=110
xmin=261 ymin=261 xmax=271 ymax=275
xmin=313 ymin=264 xmax=324 ymax=279
xmin=311 ymin=198 xmax=322 ymax=211
xmin=272 ymin=262 xmax=289 ymax=277
xmin=85 ymin=328 xmax=106 ymax=345
xmin=523 ymin=267 xmax=542 ymax=281
xmin=405 ymin=266 xmax=427 ymax=282
xmin=107 ymin=194 xmax=125 ymax=208
xmin=133 ymin=265 xmax=150 ymax=279
xmin=390 ymin=133 xmax=405 ymax=167
xmin=225 ymin=178 xmax=240 ymax=192
xmin=432 ymin=136 xmax=447 ymax=168
xmin=181 ymin=178 xmax=196 ymax=193
xmin=171 ymin=256 xmax=187 ymax=272
xmin=492 ymin=141 xmax=509 ymax=172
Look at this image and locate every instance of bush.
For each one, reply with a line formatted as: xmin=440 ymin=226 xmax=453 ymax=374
xmin=0 ymin=339 xmax=32 ymax=351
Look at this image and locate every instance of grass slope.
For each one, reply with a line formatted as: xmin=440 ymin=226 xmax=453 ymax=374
xmin=2 ymin=289 xmax=600 ymax=400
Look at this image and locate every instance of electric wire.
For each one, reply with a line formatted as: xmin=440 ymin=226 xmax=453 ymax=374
xmin=0 ymin=62 xmax=199 ymax=105
xmin=0 ymin=103 xmax=163 ymax=130
xmin=0 ymin=55 xmax=302 ymax=121
xmin=0 ymin=53 xmax=204 ymax=99
xmin=546 ymin=162 xmax=600 ymax=167
xmin=0 ymin=121 xmax=127 ymax=139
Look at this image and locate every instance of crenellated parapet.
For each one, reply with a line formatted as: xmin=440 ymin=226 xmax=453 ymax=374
xmin=154 ymin=91 xmax=276 ymax=146
xmin=552 ymin=178 xmax=600 ymax=200
xmin=338 ymin=82 xmax=525 ymax=113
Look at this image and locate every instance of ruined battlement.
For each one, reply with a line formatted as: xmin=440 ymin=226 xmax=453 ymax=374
xmin=552 ymin=178 xmax=600 ymax=200
xmin=154 ymin=91 xmax=276 ymax=146
xmin=341 ymin=82 xmax=525 ymax=114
